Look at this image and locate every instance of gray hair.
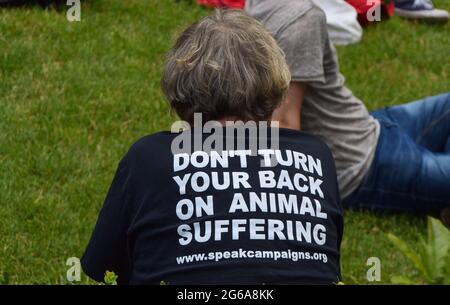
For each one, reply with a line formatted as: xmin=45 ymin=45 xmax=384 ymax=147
xmin=161 ymin=9 xmax=291 ymax=123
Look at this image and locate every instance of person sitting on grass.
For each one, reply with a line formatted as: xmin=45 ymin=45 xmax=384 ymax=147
xmin=245 ymin=0 xmax=450 ymax=228
xmin=81 ymin=9 xmax=344 ymax=285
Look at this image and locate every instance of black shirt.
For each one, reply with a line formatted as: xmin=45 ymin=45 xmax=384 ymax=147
xmin=81 ymin=127 xmax=343 ymax=284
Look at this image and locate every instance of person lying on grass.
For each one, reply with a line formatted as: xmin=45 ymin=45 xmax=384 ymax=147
xmin=245 ymin=0 xmax=450 ymax=228
xmin=81 ymin=9 xmax=343 ymax=285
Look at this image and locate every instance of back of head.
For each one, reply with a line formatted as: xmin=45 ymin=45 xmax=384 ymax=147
xmin=161 ymin=9 xmax=291 ymax=124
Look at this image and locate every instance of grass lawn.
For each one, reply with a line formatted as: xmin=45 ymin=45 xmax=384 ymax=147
xmin=0 ymin=0 xmax=449 ymax=284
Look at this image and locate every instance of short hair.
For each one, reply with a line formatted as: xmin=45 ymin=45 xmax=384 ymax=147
xmin=161 ymin=9 xmax=291 ymax=123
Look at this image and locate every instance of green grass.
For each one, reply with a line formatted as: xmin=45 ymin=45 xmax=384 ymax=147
xmin=0 ymin=0 xmax=449 ymax=284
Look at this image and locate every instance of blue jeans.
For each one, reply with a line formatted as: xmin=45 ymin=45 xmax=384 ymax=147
xmin=343 ymin=93 xmax=450 ymax=214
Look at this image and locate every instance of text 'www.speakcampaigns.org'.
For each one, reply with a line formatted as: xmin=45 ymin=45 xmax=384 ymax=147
xmin=176 ymin=248 xmax=328 ymax=265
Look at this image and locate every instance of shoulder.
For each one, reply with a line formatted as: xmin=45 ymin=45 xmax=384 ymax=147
xmin=121 ymin=131 xmax=179 ymax=167
xmin=279 ymin=128 xmax=335 ymax=161
xmin=246 ymin=0 xmax=325 ymax=34
xmin=280 ymin=128 xmax=330 ymax=147
xmin=128 ymin=131 xmax=175 ymax=152
xmin=246 ymin=0 xmax=315 ymax=15
xmin=303 ymin=132 xmax=335 ymax=163
xmin=281 ymin=4 xmax=327 ymax=37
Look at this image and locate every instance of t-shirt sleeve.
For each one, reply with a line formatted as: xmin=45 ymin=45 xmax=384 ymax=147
xmin=81 ymin=158 xmax=133 ymax=284
xmin=276 ymin=6 xmax=328 ymax=83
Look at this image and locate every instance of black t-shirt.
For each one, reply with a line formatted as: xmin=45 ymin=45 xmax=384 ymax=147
xmin=81 ymin=127 xmax=343 ymax=284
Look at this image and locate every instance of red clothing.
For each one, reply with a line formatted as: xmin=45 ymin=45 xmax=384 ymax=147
xmin=195 ymin=0 xmax=394 ymax=26
xmin=196 ymin=0 xmax=245 ymax=9
xmin=346 ymin=0 xmax=395 ymax=25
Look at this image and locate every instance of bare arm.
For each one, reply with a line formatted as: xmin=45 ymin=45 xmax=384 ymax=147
xmin=271 ymin=82 xmax=305 ymax=130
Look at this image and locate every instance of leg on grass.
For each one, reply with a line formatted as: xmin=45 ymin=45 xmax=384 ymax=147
xmin=344 ymin=93 xmax=450 ymax=213
xmin=381 ymin=92 xmax=450 ymax=152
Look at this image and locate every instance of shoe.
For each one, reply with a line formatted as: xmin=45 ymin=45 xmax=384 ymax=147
xmin=395 ymin=0 xmax=449 ymax=23
xmin=441 ymin=207 xmax=450 ymax=230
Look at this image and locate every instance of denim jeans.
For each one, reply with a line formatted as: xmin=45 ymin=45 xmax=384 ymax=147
xmin=343 ymin=92 xmax=450 ymax=214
